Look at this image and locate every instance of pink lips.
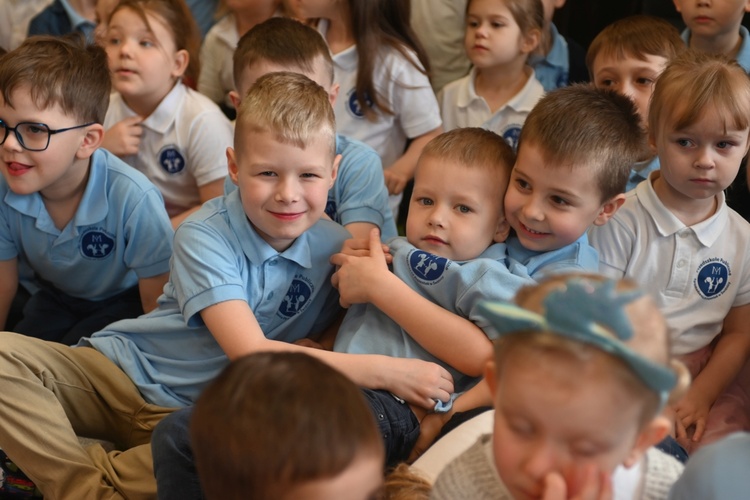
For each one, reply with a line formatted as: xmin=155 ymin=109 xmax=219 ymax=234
xmin=270 ymin=211 xmax=304 ymax=221
xmin=423 ymin=235 xmax=447 ymax=245
xmin=5 ymin=162 xmax=31 ymax=176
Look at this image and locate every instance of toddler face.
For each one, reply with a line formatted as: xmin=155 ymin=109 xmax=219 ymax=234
xmin=504 ymin=141 xmax=617 ymax=252
xmin=228 ymin=129 xmax=338 ymax=251
xmin=406 ymin=155 xmax=508 ymax=261
xmin=489 ymin=352 xmax=647 ymax=500
xmin=673 ymin=0 xmax=750 ymax=39
xmin=651 ymin=105 xmax=749 ymax=213
xmin=591 ymin=51 xmax=669 ymax=129
xmin=464 ymin=0 xmax=537 ymax=70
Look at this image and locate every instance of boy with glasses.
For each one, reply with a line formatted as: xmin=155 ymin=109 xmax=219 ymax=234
xmin=0 ymin=34 xmax=174 ymax=345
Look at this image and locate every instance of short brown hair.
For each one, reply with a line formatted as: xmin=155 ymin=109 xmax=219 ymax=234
xmin=191 ymin=352 xmax=383 ymax=500
xmin=234 ymin=71 xmax=336 ymax=159
xmin=0 ymin=34 xmax=110 ymax=123
xmin=649 ymin=49 xmax=750 ymax=142
xmin=109 ymin=0 xmax=201 ymax=85
xmin=586 ymin=15 xmax=685 ymax=78
xmin=232 ymin=17 xmax=334 ymax=91
xmin=518 ymin=84 xmax=644 ymax=201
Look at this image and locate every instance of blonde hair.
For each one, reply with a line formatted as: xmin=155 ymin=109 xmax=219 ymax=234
xmin=586 ymin=15 xmax=685 ymax=78
xmin=234 ymin=71 xmax=336 ymax=158
xmin=649 ymin=49 xmax=750 ymax=141
xmin=518 ymin=84 xmax=644 ymax=201
xmin=495 ymin=274 xmax=689 ymax=424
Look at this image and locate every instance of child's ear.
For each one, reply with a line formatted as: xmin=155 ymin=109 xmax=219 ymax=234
xmin=592 ymin=193 xmax=625 ymax=226
xmin=330 ymin=154 xmax=341 ymax=188
xmin=622 ymin=415 xmax=670 ymax=468
xmin=329 ymin=83 xmax=340 ymax=107
xmin=521 ymin=28 xmax=541 ymax=55
xmin=171 ymin=49 xmax=189 ymax=79
xmin=672 ymin=0 xmax=682 ymax=13
xmin=75 ymin=123 xmax=105 ymax=159
xmin=227 ymin=147 xmax=239 ymax=186
xmin=228 ymin=90 xmax=241 ymax=111
xmin=494 ymin=217 xmax=511 ymax=243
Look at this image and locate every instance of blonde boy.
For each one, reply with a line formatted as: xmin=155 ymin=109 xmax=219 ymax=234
xmin=586 ymin=14 xmax=685 ymax=192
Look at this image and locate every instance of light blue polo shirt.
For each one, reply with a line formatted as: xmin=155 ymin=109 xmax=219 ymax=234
xmin=0 ymin=149 xmax=173 ymax=301
xmin=628 ymin=156 xmax=660 ymax=193
xmin=224 ymin=133 xmax=397 ymax=239
xmin=528 ymin=23 xmax=569 ymax=92
xmin=506 ymin=233 xmax=599 ymax=280
xmin=333 ymin=238 xmax=532 ymax=395
xmin=81 ymin=189 xmax=349 ymax=408
xmin=681 ymin=26 xmax=750 ymax=73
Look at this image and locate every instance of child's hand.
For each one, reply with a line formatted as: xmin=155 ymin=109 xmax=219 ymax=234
xmin=674 ymin=388 xmax=712 ymax=444
xmin=407 ymin=411 xmax=448 ymax=463
xmin=101 ymin=116 xmax=143 ymax=157
xmin=542 ymin=465 xmax=612 ymax=500
xmin=383 ymin=357 xmax=454 ymax=410
xmin=384 ymin=166 xmax=410 ymax=195
xmin=330 ymin=228 xmax=389 ymax=307
xmin=339 ymin=235 xmax=393 ymax=263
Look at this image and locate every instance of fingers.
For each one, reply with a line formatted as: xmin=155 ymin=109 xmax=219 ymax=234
xmin=368 ymin=227 xmax=383 ymax=257
xmin=675 ymin=418 xmax=687 ymax=441
xmin=693 ymin=417 xmax=706 ymax=442
xmin=542 ymin=472 xmax=567 ymax=500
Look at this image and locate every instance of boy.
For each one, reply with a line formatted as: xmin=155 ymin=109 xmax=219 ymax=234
xmin=223 ymin=16 xmax=397 ymax=241
xmin=528 ymin=0 xmax=589 ymax=91
xmin=503 ymin=83 xmax=643 ymax=280
xmin=0 ymin=34 xmax=173 ymax=345
xmin=0 ymin=72 xmax=365 ymax=499
xmin=589 ymin=50 xmax=750 ymax=453
xmin=586 ymin=15 xmax=685 ymax=192
xmin=191 ymin=351 xmax=384 ymax=500
xmin=673 ymin=0 xmax=750 ymax=71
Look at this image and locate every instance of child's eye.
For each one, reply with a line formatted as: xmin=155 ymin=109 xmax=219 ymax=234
xmin=25 ymin=124 xmax=47 ymax=136
xmin=491 ymin=22 xmax=504 ymax=28
xmin=259 ymin=171 xmax=277 ymax=177
xmin=416 ymin=197 xmax=434 ymax=206
xmin=467 ymin=19 xmax=479 ymax=28
xmin=636 ymin=77 xmax=654 ymax=86
xmin=717 ymin=141 xmax=734 ymax=150
xmin=140 ymin=40 xmax=154 ymax=48
xmin=456 ymin=205 xmax=472 ymax=214
xmin=676 ymin=138 xmax=693 ymax=147
xmin=300 ymin=172 xmax=319 ymax=179
xmin=508 ymin=419 xmax=534 ymax=438
xmin=515 ymin=178 xmax=531 ymax=191
xmin=106 ymin=37 xmax=121 ymax=45
xmin=550 ymin=196 xmax=569 ymax=207
xmin=597 ymin=78 xmax=614 ymax=87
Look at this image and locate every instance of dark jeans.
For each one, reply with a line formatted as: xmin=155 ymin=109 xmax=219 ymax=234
xmin=13 ymin=284 xmax=143 ymax=345
xmin=656 ymin=434 xmax=689 ymax=463
xmin=361 ymin=388 xmax=420 ymax=467
xmin=152 ymin=407 xmax=204 ymax=500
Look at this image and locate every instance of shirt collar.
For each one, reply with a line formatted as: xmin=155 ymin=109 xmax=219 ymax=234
xmin=141 ymin=82 xmax=185 ymax=133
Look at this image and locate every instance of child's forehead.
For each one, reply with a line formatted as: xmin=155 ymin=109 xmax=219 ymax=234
xmin=593 ymin=47 xmax=668 ymax=69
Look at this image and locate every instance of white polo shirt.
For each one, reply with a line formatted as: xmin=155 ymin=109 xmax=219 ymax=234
xmin=105 ymin=82 xmax=233 ymax=217
xmin=588 ymin=172 xmax=750 ymax=355
xmin=439 ymin=67 xmax=545 ymax=150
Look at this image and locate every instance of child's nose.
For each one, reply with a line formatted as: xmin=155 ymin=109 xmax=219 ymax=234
xmin=694 ymin=148 xmax=715 ymax=169
xmin=523 ymin=441 xmax=563 ymax=481
xmin=275 ymin=178 xmax=299 ymax=203
xmin=427 ymin=207 xmax=446 ymax=228
xmin=521 ymin=197 xmax=544 ymax=221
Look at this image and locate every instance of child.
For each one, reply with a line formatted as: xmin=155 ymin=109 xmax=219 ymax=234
xmin=191 ymin=351 xmax=384 ymax=500
xmin=673 ymin=0 xmax=750 ymax=72
xmin=589 ymin=50 xmax=750 ymax=454
xmin=586 ymin=14 xmax=685 ymax=192
xmin=196 ymin=0 xmax=279 ymax=118
xmin=439 ymin=0 xmax=545 ymax=151
xmin=28 ymin=0 xmax=97 ymax=41
xmin=0 ymin=34 xmax=173 ymax=345
xmin=0 ymin=71 xmax=378 ymax=499
xmin=431 ymin=274 xmax=688 ymax=499
xmin=503 ymin=83 xmax=643 ymax=279
xmin=101 ymin=0 xmax=234 ymax=228
xmin=331 ymin=127 xmax=532 ymax=465
xmin=288 ymin=0 xmax=443 ymax=217
xmin=224 ymin=16 xmax=398 ymax=240
xmin=527 ymin=0 xmax=589 ymax=92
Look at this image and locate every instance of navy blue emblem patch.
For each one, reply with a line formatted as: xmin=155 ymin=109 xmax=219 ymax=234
xmin=346 ymin=89 xmax=373 ymax=119
xmin=694 ymin=258 xmax=730 ymax=299
xmin=408 ymin=250 xmax=449 ymax=285
xmin=80 ymin=228 xmax=115 ymax=259
xmin=502 ymin=126 xmax=522 ymax=151
xmin=325 ymin=199 xmax=337 ymax=221
xmin=278 ymin=276 xmax=314 ymax=318
xmin=158 ymin=146 xmax=186 ymax=174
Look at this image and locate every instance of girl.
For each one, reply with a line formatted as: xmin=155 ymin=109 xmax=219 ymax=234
xmin=429 ymin=274 xmax=689 ymax=499
xmin=439 ymin=0 xmax=545 ymax=151
xmin=101 ymin=0 xmax=234 ymax=228
xmin=287 ymin=0 xmax=443 ymax=218
xmin=197 ymin=0 xmax=281 ymax=118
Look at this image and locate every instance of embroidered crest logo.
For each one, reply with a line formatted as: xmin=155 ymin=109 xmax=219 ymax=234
xmin=278 ymin=275 xmax=314 ymax=318
xmin=408 ymin=250 xmax=449 ymax=285
xmin=346 ymin=89 xmax=373 ymax=119
xmin=80 ymin=228 xmax=115 ymax=260
xmin=501 ymin=126 xmax=522 ymax=151
xmin=325 ymin=199 xmax=337 ymax=222
xmin=158 ymin=146 xmax=186 ymax=174
xmin=694 ymin=258 xmax=730 ymax=299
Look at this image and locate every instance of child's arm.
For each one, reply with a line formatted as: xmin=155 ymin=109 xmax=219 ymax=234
xmin=0 ymin=258 xmax=18 ymax=329
xmin=674 ymin=302 xmax=750 ymax=443
xmin=101 ymin=116 xmax=143 ymax=157
xmin=137 ymin=271 xmax=169 ymax=313
xmin=383 ymin=126 xmax=442 ymax=195
xmin=200 ymin=299 xmax=455 ymax=410
xmin=331 ymin=229 xmax=493 ymax=376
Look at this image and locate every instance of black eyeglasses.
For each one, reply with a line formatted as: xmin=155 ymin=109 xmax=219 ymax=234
xmin=0 ymin=120 xmax=96 ymax=152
